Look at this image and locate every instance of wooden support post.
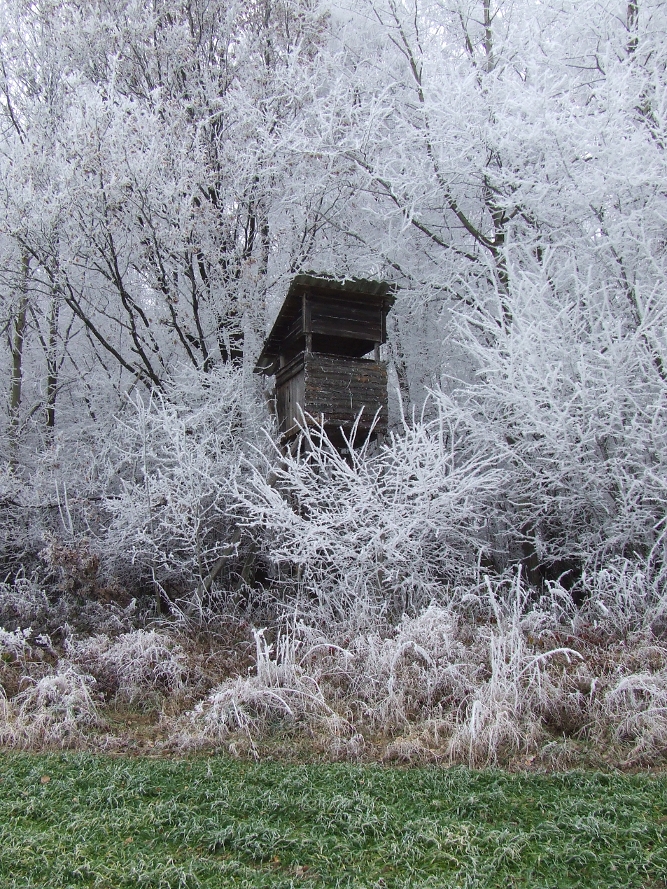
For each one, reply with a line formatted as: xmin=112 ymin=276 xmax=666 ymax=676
xmin=303 ymin=291 xmax=312 ymax=353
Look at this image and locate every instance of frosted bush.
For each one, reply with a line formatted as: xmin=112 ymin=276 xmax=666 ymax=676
xmin=32 ymin=567 xmax=657 ymax=764
xmin=0 ymin=574 xmax=138 ymax=638
xmin=0 ymin=568 xmax=661 ymax=764
xmin=240 ymin=407 xmax=503 ymax=624
xmin=321 ymin=577 xmax=584 ymax=763
xmin=447 ymin=626 xmax=570 ymax=765
xmin=0 ymin=626 xmax=33 ymax=661
xmin=443 ymin=575 xmax=585 ymax=764
xmin=189 ymin=627 xmax=333 ymax=748
xmin=193 ymin=678 xmax=294 ymax=744
xmin=0 ymin=627 xmax=36 ymax=701
xmin=184 ymin=584 xmax=604 ymax=762
xmin=0 ymin=579 xmax=49 ymax=631
xmin=578 ymin=560 xmax=667 ymax=637
xmin=102 ymin=364 xmax=269 ymax=612
xmin=11 ymin=665 xmax=102 ymax=748
xmin=303 ymin=578 xmax=589 ymax=761
xmin=446 ymin=270 xmax=667 ymax=579
xmin=68 ymin=629 xmax=188 ymax=703
xmin=596 ymin=671 xmax=667 ymax=762
xmin=339 ymin=606 xmax=474 ymax=731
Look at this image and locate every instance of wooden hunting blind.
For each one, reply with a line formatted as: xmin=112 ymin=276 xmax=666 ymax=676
xmin=255 ymin=274 xmax=396 ymax=444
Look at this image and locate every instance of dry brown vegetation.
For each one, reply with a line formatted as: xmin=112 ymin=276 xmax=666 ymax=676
xmin=1 ymin=563 xmax=666 ymax=771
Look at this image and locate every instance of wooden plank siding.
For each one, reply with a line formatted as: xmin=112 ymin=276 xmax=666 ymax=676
xmin=309 ymin=294 xmax=384 ymax=343
xmin=275 ymin=353 xmax=305 ymax=435
xmin=275 ymin=352 xmax=388 ymax=440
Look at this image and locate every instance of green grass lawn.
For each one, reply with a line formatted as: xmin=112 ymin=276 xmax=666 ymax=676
xmin=1 ymin=753 xmax=666 ymax=888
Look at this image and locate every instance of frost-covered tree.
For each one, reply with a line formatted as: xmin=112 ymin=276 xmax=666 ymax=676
xmin=280 ymin=0 xmax=667 ymax=579
xmin=1 ymin=0 xmax=666 ymax=597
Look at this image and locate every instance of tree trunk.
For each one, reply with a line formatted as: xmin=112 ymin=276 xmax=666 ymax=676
xmin=45 ymin=286 xmax=61 ymax=433
xmin=9 ymin=250 xmax=30 ymax=453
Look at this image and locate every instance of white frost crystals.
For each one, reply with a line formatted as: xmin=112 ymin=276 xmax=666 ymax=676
xmin=6 ymin=667 xmax=103 ymax=749
xmin=188 ymin=627 xmax=336 ymax=753
xmin=66 ymin=630 xmax=189 ymax=704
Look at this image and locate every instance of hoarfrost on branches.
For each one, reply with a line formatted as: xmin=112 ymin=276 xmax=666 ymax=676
xmin=0 ymin=0 xmax=666 ymax=763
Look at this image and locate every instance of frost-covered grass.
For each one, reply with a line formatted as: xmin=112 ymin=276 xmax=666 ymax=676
xmin=67 ymin=629 xmax=189 ymax=704
xmin=2 ymin=564 xmax=667 ymax=766
xmin=9 ymin=667 xmax=103 ymax=748
xmin=0 ymin=563 xmax=667 ymax=770
xmin=1 ymin=753 xmax=666 ymax=889
xmin=179 ymin=566 xmax=667 ymax=768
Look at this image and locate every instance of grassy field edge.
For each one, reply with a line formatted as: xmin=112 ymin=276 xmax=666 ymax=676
xmin=2 ymin=752 xmax=667 ymax=888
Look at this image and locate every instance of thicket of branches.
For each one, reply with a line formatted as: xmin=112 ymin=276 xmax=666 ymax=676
xmin=0 ymin=0 xmax=666 ymax=759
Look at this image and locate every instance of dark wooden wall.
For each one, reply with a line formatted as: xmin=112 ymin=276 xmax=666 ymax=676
xmin=275 ymin=354 xmax=306 ymax=436
xmin=309 ymin=294 xmax=384 ymax=343
xmin=275 ymin=352 xmax=388 ymax=440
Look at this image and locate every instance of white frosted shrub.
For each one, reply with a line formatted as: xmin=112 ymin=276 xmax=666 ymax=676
xmin=103 ymin=364 xmax=269 ymax=612
xmin=446 ymin=275 xmax=667 ymax=576
xmin=68 ymin=630 xmax=188 ymax=703
xmin=189 ymin=627 xmax=333 ymax=747
xmin=447 ymin=624 xmax=572 ymax=765
xmin=338 ymin=606 xmax=474 ymax=731
xmin=0 ymin=626 xmax=33 ymax=662
xmin=240 ymin=408 xmax=503 ymax=623
xmin=326 ymin=578 xmax=584 ymax=759
xmin=578 ymin=560 xmax=667 ymax=637
xmin=0 ymin=579 xmax=49 ymax=630
xmin=11 ymin=665 xmax=102 ymax=747
xmin=594 ymin=671 xmax=667 ymax=762
xmin=444 ymin=575 xmax=588 ymax=764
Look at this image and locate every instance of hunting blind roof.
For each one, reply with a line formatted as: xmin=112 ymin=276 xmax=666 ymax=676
xmin=255 ymin=274 xmax=396 ymax=375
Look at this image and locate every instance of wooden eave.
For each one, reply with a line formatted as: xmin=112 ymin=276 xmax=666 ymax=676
xmin=254 ymin=274 xmax=396 ymax=374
